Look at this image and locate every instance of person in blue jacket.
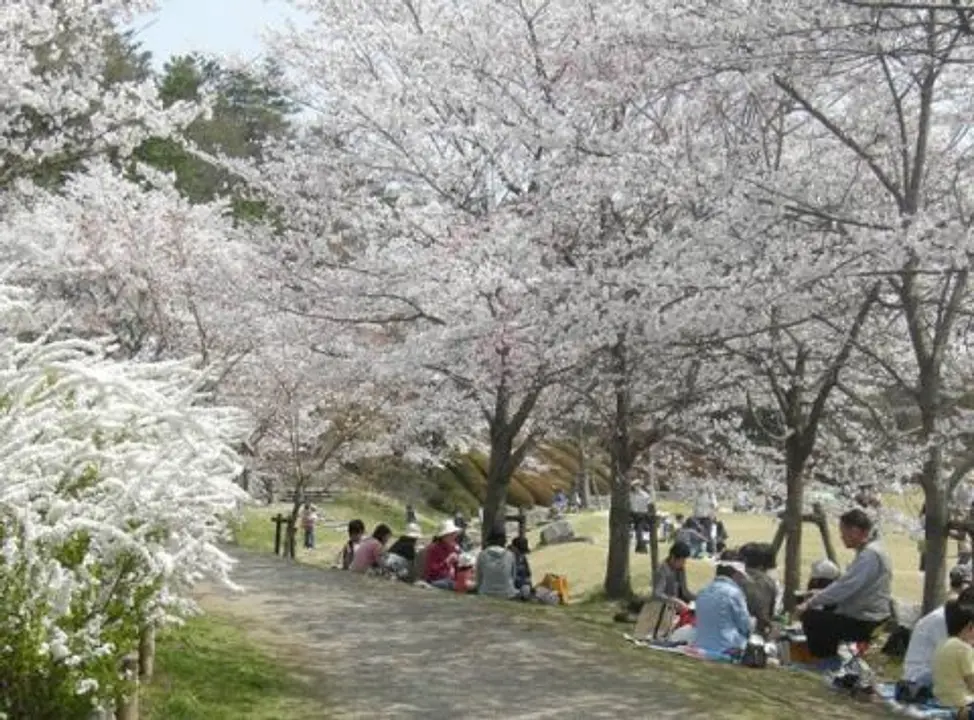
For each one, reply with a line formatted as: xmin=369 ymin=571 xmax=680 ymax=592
xmin=694 ymin=556 xmax=752 ymax=655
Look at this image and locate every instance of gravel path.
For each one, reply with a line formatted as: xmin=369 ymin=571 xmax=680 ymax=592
xmin=196 ymin=548 xmax=884 ymax=720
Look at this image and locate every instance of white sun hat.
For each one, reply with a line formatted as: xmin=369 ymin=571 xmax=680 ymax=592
xmin=435 ymin=519 xmax=459 ymax=538
xmin=404 ymin=523 xmax=422 ymax=539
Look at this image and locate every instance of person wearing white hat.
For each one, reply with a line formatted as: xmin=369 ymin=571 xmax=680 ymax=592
xmin=693 ymin=553 xmax=752 ymax=656
xmin=424 ymin=519 xmax=461 ymax=589
xmin=383 ymin=523 xmax=424 ymax=582
xmin=387 ymin=523 xmax=423 ymax=564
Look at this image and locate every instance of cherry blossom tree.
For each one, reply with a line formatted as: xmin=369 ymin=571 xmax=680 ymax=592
xmin=653 ymin=0 xmax=974 ymax=610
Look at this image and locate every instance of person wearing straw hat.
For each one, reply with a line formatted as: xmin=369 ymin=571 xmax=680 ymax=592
xmin=424 ymin=519 xmax=461 ymax=590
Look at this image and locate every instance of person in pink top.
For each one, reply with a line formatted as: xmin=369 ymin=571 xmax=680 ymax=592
xmin=349 ymin=524 xmax=392 ymax=573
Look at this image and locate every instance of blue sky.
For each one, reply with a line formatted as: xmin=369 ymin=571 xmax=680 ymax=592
xmin=132 ymin=0 xmax=307 ymax=67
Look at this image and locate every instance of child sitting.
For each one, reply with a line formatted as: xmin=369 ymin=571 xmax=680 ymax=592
xmin=933 ymin=599 xmax=974 ymax=718
xmin=340 ymin=519 xmax=365 ymax=570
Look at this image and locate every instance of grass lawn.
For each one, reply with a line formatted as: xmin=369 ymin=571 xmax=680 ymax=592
xmin=234 ymin=491 xmax=445 ymax=568
xmin=236 ymin=491 xmax=936 ymax=605
xmin=528 ymin=502 xmax=936 ymax=605
xmin=142 ymin=614 xmax=325 ymax=720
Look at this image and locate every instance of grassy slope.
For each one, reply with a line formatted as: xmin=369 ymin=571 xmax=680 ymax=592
xmin=142 ymin=615 xmax=324 ymax=720
xmin=235 ymin=492 xmax=444 ymax=568
xmin=237 ymin=492 xmax=932 ymax=603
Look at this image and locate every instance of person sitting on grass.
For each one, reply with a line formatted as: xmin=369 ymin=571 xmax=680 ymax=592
xmin=509 ymin=536 xmax=533 ymax=598
xmin=340 ymin=518 xmax=366 ymax=570
xmin=900 ymin=567 xmax=974 ymax=701
xmin=693 ymin=556 xmax=752 ymax=656
xmin=424 ymin=519 xmax=461 ymax=590
xmin=796 ymin=509 xmax=892 ymax=660
xmin=476 ymin=530 xmax=518 ymax=599
xmin=933 ymin=599 xmax=974 ymax=717
xmin=387 ymin=523 xmax=423 ymax=564
xmin=740 ymin=542 xmax=777 ymax=637
xmin=349 ymin=523 xmax=393 ymax=573
xmin=653 ymin=540 xmax=695 ymax=612
xmin=385 ymin=523 xmax=423 ymax=581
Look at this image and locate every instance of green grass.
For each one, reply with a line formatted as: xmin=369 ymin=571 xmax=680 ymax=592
xmin=528 ymin=501 xmax=935 ymax=605
xmin=233 ymin=491 xmax=445 ymax=567
xmin=143 ymin=615 xmax=324 ymax=720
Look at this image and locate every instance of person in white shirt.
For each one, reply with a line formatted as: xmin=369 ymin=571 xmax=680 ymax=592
xmin=901 ymin=565 xmax=972 ymax=694
xmin=630 ymin=481 xmax=653 ymax=553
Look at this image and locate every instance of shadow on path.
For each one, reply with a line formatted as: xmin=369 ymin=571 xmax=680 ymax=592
xmin=196 ymin=548 xmax=885 ymax=720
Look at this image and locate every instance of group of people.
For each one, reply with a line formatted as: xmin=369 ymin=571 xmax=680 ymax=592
xmin=337 ymin=516 xmax=555 ymax=602
xmin=652 ymin=509 xmax=893 ymax=663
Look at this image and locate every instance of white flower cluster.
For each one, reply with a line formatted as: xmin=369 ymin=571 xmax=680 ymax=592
xmin=0 ymin=281 xmax=250 ymax=709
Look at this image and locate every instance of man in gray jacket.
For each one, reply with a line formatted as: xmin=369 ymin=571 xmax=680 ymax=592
xmin=796 ymin=508 xmax=893 ymax=658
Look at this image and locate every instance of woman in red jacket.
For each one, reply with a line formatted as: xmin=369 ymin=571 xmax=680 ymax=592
xmin=424 ymin=519 xmax=460 ymax=589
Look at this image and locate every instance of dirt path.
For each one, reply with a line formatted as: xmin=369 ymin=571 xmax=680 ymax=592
xmin=196 ymin=548 xmax=884 ymax=720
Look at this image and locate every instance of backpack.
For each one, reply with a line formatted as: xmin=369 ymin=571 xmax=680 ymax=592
xmin=740 ymin=638 xmax=768 ymax=669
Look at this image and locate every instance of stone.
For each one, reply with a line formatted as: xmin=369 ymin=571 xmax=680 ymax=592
xmin=540 ymin=519 xmax=575 ymax=546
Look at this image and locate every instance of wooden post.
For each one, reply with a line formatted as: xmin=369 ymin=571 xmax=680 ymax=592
xmin=648 ymin=503 xmax=660 ymax=589
xmin=138 ymin=625 xmax=155 ymax=682
xmin=115 ymin=653 xmax=140 ymax=720
xmin=517 ymin=507 xmax=527 ymax=539
xmin=272 ymin=513 xmax=287 ymax=556
xmin=771 ymin=503 xmax=837 ymax=567
xmin=811 ymin=503 xmax=838 ymax=565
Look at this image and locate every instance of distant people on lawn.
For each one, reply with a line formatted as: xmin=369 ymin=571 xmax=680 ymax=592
xmin=693 ymin=555 xmax=752 ymax=656
xmin=340 ymin=519 xmax=366 ymax=570
xmin=796 ymin=509 xmax=893 ymax=659
xmin=675 ymin=516 xmax=709 ymax=557
xmin=899 ymin=566 xmax=974 ymax=702
xmin=349 ymin=523 xmax=393 ymax=573
xmin=733 ymin=489 xmax=752 ymax=513
xmin=933 ymin=599 xmax=974 ymax=717
xmin=630 ymin=480 xmax=653 ymax=552
xmin=300 ymin=501 xmax=318 ymax=549
xmin=476 ymin=530 xmax=519 ymax=599
xmin=425 ymin=519 xmax=462 ymax=590
xmin=552 ymin=489 xmax=568 ymax=516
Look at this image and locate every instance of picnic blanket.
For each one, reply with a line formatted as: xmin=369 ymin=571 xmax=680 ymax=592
xmin=875 ymin=684 xmax=955 ymax=719
xmin=623 ymin=635 xmax=738 ymax=663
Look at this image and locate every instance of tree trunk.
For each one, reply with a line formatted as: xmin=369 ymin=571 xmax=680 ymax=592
xmin=604 ymin=340 xmax=634 ymax=599
xmin=482 ymin=430 xmax=514 ymax=543
xmin=782 ymin=448 xmax=806 ymax=612
xmin=116 ymin=653 xmax=140 ymax=720
xmin=604 ymin=471 xmax=633 ymax=599
xmin=922 ymin=447 xmax=948 ymax=613
xmin=138 ymin=625 xmax=155 ymax=682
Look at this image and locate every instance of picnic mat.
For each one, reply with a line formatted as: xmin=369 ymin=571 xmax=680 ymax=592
xmin=622 ymin=635 xmax=738 ymax=663
xmin=875 ymin=684 xmax=955 ymax=719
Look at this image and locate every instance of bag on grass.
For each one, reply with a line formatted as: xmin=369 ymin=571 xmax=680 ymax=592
xmin=740 ymin=637 xmax=767 ymax=669
xmin=632 ymin=599 xmax=676 ymax=641
xmin=539 ymin=573 xmax=569 ymax=604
